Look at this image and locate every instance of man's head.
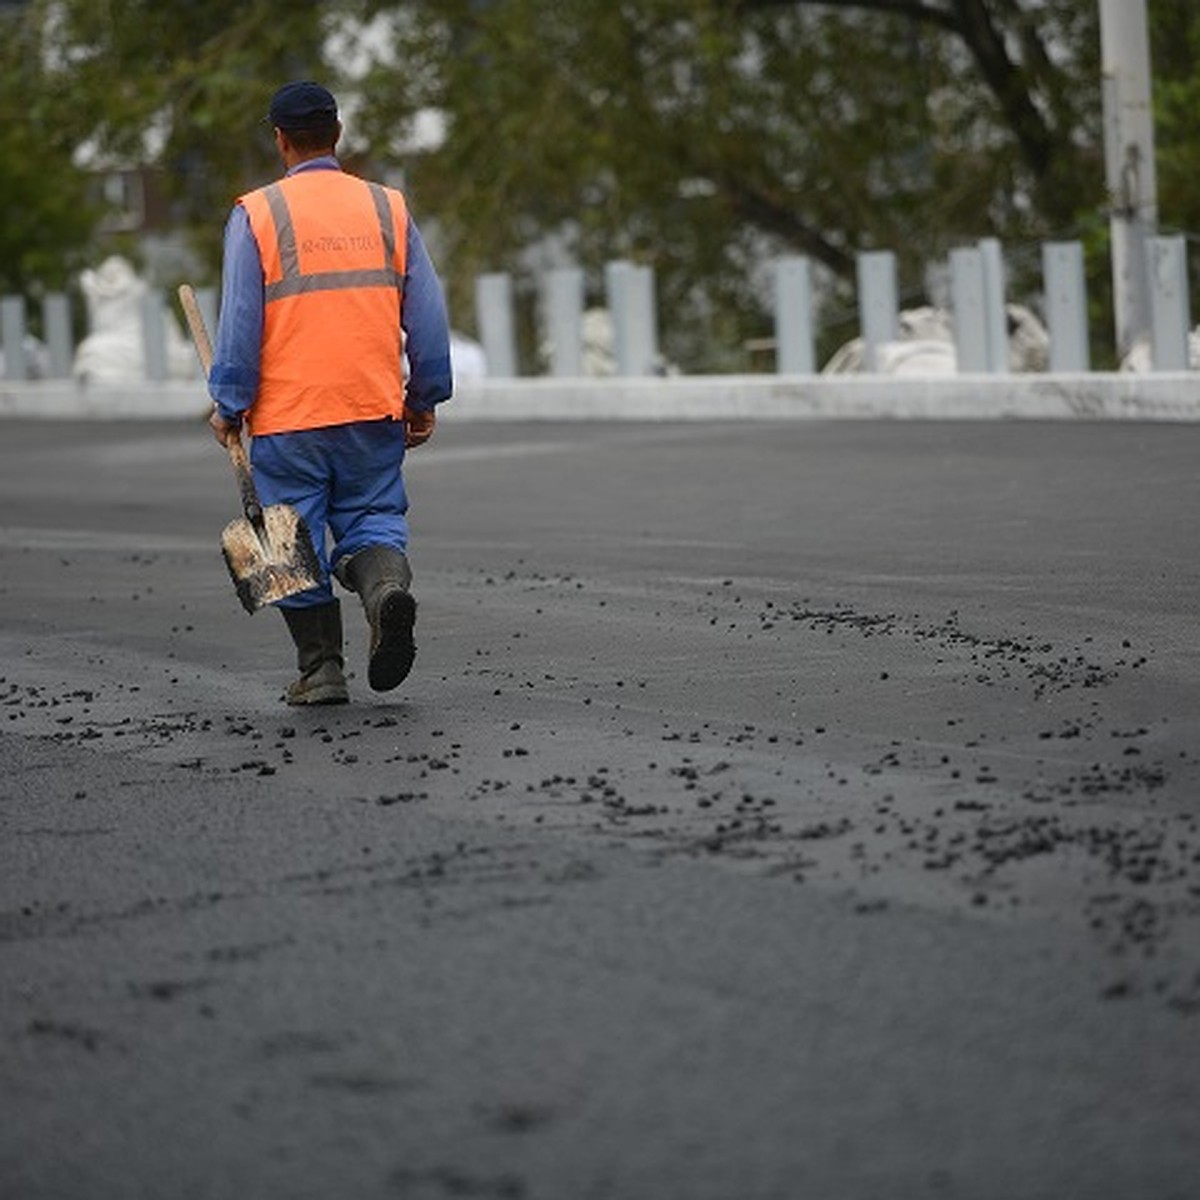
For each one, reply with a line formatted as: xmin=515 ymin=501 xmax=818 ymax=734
xmin=267 ymin=81 xmax=340 ymax=156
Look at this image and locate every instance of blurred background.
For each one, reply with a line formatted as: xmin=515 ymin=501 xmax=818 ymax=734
xmin=1 ymin=0 xmax=1197 ymax=377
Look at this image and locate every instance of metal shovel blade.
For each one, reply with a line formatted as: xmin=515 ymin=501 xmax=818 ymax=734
xmin=221 ymin=505 xmax=323 ymax=614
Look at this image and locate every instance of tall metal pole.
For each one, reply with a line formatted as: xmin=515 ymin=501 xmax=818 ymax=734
xmin=1099 ymin=0 xmax=1158 ymax=358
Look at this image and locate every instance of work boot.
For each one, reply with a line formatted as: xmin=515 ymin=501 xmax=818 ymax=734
xmin=336 ymin=545 xmax=416 ymax=692
xmin=280 ymin=600 xmax=350 ymax=706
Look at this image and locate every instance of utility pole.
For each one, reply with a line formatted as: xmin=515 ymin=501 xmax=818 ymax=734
xmin=1099 ymin=0 xmax=1158 ymax=358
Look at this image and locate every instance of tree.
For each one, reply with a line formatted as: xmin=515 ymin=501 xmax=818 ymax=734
xmin=5 ymin=1 xmax=1196 ymax=370
xmin=36 ymin=0 xmax=333 ymax=269
xmin=0 ymin=5 xmax=96 ymax=302
xmin=354 ymin=0 xmax=1106 ymax=369
xmin=1150 ymin=0 xmax=1200 ymax=305
xmin=0 ymin=0 xmax=334 ymax=315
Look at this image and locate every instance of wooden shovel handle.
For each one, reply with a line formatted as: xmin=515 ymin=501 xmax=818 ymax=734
xmin=177 ymin=283 xmax=265 ymax=530
xmin=225 ymin=437 xmax=264 ymax=528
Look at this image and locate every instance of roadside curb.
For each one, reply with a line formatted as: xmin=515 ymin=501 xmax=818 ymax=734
xmin=2 ymin=373 xmax=1199 ymax=422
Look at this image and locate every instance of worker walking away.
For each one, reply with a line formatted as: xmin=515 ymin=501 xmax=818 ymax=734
xmin=207 ymin=81 xmax=453 ymax=705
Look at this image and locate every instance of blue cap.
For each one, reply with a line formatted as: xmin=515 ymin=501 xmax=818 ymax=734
xmin=267 ymin=81 xmax=338 ymax=131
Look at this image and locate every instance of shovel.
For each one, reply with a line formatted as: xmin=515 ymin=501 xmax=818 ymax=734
xmin=178 ymin=284 xmax=322 ymax=614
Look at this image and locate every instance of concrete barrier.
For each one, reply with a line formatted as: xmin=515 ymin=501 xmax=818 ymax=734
xmin=0 ymin=380 xmax=209 ymax=421
xmin=3 ymin=372 xmax=1199 ymax=422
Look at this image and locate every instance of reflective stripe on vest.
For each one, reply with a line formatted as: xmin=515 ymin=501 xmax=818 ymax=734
xmin=257 ymin=180 xmax=404 ymax=301
xmin=238 ymin=171 xmax=409 ymax=436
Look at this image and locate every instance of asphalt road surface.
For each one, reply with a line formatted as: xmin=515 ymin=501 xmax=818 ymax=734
xmin=2 ymin=415 xmax=1198 ymax=1200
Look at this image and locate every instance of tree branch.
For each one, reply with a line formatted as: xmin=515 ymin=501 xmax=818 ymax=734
xmin=717 ymin=173 xmax=857 ymax=276
xmin=950 ymin=0 xmax=1055 ymax=179
xmin=734 ymin=0 xmax=960 ymax=35
xmin=734 ymin=0 xmax=1064 ymax=199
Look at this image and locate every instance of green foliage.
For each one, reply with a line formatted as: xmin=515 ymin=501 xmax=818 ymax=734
xmin=0 ymin=6 xmax=96 ymax=298
xmin=3 ymin=0 xmax=1195 ymax=370
xmin=360 ymin=0 xmax=1107 ymax=369
xmin=1151 ymin=0 xmax=1200 ymax=302
xmin=39 ymin=0 xmax=336 ymax=273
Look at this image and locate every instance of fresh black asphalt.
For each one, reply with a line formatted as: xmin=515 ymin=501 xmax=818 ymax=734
xmin=2 ymin=415 xmax=1198 ymax=1199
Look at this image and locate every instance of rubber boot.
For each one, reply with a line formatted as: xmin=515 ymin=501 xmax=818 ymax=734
xmin=280 ymin=600 xmax=350 ymax=706
xmin=336 ymin=545 xmax=416 ymax=692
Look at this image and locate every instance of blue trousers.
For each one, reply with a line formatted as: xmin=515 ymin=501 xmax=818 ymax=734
xmin=250 ymin=419 xmax=409 ymax=608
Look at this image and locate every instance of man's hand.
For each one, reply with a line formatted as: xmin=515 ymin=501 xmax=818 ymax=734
xmin=405 ymin=408 xmax=436 ymax=448
xmin=208 ymin=407 xmax=239 ymax=447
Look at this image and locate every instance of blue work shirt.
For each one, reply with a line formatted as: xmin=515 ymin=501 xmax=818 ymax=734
xmin=208 ymin=156 xmax=453 ymax=426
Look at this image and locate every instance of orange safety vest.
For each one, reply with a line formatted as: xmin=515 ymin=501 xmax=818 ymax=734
xmin=238 ymin=168 xmax=409 ymax=436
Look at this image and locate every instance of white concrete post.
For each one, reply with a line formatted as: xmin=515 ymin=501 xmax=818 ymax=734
xmin=774 ymin=255 xmax=814 ymax=375
xmin=43 ymin=292 xmax=73 ymax=379
xmin=606 ymin=260 xmax=659 ymax=377
xmin=1 ymin=295 xmax=28 ymax=381
xmin=1100 ymin=0 xmax=1158 ymax=357
xmin=979 ymin=238 xmax=1008 ymax=373
xmin=141 ymin=289 xmax=167 ymax=382
xmin=856 ymin=251 xmax=898 ymax=373
xmin=950 ymin=247 xmax=989 ymax=373
xmin=544 ymin=267 xmax=584 ymax=377
xmin=1042 ymin=241 xmax=1090 ymax=372
xmin=475 ymin=272 xmax=518 ymax=378
xmin=1147 ymin=235 xmax=1191 ymax=371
